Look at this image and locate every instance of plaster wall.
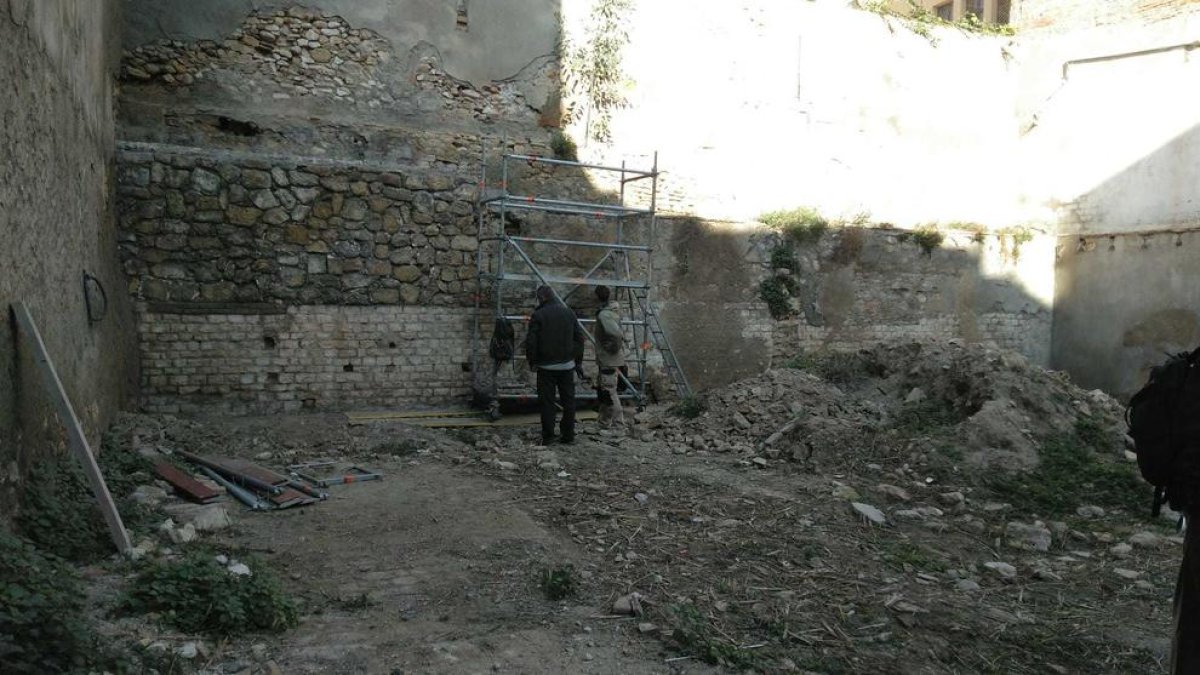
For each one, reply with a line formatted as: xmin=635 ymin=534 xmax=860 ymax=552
xmin=1053 ymin=230 xmax=1200 ymax=399
xmin=0 ymin=0 xmax=137 ymax=520
xmin=572 ymin=0 xmax=1025 ymax=228
xmin=1015 ymin=14 xmax=1200 ymax=234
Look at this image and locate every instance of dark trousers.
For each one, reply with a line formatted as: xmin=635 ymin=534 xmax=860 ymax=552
xmin=536 ymin=368 xmax=575 ymax=442
xmin=1174 ymin=514 xmax=1200 ymax=672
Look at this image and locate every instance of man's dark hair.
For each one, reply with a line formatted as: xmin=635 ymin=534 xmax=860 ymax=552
xmin=595 ymin=285 xmax=611 ymax=303
xmin=535 ymin=285 xmax=555 ymax=303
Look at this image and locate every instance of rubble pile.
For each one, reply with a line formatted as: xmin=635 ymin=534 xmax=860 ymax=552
xmin=646 ymin=340 xmax=1126 ymax=473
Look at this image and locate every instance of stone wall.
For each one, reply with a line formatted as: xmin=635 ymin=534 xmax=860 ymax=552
xmin=0 ymin=0 xmax=136 ymax=521
xmin=650 ymin=220 xmax=1055 ymax=394
xmin=137 ymin=305 xmax=474 ymax=414
xmin=763 ymin=227 xmax=1054 ymax=365
xmin=116 ymin=143 xmax=481 ymax=307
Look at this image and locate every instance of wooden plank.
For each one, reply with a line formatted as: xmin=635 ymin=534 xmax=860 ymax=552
xmin=351 ymin=410 xmax=601 ymax=428
xmin=13 ymin=303 xmax=132 ymax=555
xmin=154 ymin=462 xmax=221 ymax=503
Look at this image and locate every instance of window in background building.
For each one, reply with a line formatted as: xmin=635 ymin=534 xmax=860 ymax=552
xmin=965 ymin=0 xmax=985 ymax=18
xmin=996 ymin=0 xmax=1012 ymax=24
xmin=935 ymin=2 xmax=954 ymax=21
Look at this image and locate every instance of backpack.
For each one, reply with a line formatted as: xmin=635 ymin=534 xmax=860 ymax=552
xmin=489 ymin=318 xmax=515 ymax=362
xmin=1127 ymin=346 xmax=1200 ymax=514
xmin=596 ymin=308 xmax=623 ymax=354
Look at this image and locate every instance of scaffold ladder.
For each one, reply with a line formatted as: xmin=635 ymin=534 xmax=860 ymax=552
xmin=632 ymin=289 xmax=691 ymax=399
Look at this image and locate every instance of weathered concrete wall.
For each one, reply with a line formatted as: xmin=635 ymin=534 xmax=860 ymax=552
xmin=1053 ymin=231 xmax=1200 ymax=399
xmin=0 ymin=0 xmax=137 ymax=520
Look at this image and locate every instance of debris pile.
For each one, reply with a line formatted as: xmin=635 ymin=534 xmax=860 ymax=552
xmin=646 ymin=340 xmax=1126 ymax=473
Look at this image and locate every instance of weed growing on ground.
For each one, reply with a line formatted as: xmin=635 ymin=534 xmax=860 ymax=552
xmin=987 ymin=418 xmax=1145 ymax=517
xmin=671 ymin=395 xmax=708 ymax=419
xmin=17 ymin=442 xmax=156 ymax=562
xmin=540 ymin=565 xmax=576 ymax=600
xmin=784 ymin=350 xmax=883 ymax=385
xmin=665 ymin=603 xmax=762 ymax=669
xmin=0 ymin=532 xmax=95 ymax=672
xmin=882 ymin=540 xmax=948 ymax=573
xmin=123 ymin=550 xmax=298 ymax=635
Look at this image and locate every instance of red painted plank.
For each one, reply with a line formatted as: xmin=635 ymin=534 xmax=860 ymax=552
xmin=154 ymin=462 xmax=221 ymax=503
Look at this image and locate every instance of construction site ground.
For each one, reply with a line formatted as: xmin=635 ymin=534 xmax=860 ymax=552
xmin=87 ymin=342 xmax=1183 ymax=674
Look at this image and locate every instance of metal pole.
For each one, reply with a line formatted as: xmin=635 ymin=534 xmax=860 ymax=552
xmin=470 ymin=138 xmax=487 ymax=379
xmin=508 ymin=236 xmax=650 ymax=252
xmin=561 ymin=250 xmax=615 ymax=302
xmin=506 ymin=243 xmax=642 ymax=402
xmin=503 ymin=153 xmax=654 ymax=177
xmin=197 ymin=465 xmax=269 ymax=510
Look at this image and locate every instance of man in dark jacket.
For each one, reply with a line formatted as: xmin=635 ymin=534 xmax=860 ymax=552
xmin=525 ymin=285 xmax=585 ymax=444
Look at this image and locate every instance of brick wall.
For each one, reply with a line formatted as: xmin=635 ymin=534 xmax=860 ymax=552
xmin=137 ymin=304 xmax=476 ymax=414
xmin=1014 ymin=0 xmax=1200 ymax=31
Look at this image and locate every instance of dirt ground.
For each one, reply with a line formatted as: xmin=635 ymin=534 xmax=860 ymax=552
xmin=74 ymin=341 xmax=1188 ymax=674
xmin=99 ymin=393 xmax=1179 ymax=675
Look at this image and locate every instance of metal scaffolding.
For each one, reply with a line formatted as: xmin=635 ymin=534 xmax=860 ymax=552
xmin=469 ymin=142 xmax=690 ymax=412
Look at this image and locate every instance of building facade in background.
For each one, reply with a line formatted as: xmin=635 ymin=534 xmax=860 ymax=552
xmin=887 ymin=0 xmax=1012 ymax=23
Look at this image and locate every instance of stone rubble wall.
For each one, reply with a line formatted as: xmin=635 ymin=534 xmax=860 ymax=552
xmin=762 ymin=227 xmax=1055 ymax=368
xmin=120 ymin=5 xmax=542 ymax=124
xmin=137 ymin=304 xmax=475 ymax=414
xmin=117 ymin=142 xmax=488 ymax=307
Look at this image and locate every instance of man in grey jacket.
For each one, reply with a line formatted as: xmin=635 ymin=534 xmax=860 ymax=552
xmin=592 ymin=285 xmax=626 ymax=429
xmin=525 ymin=285 xmax=585 ymax=444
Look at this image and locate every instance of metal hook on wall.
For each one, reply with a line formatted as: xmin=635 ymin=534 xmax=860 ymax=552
xmin=82 ymin=272 xmax=108 ymax=324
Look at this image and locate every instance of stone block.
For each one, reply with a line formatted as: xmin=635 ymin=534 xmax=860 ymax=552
xmin=227 ymin=206 xmax=262 ymax=226
xmin=371 ymin=288 xmax=401 ymax=304
xmin=450 ymin=235 xmax=478 ymax=252
xmin=191 ymin=168 xmax=221 ymax=194
xmin=399 ymin=284 xmax=421 ymax=304
xmin=285 ymin=225 xmax=310 ymax=245
xmin=243 ymin=169 xmax=272 ymax=189
xmin=253 ymin=189 xmax=280 ymax=210
xmin=392 ymin=265 xmax=421 ymax=282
